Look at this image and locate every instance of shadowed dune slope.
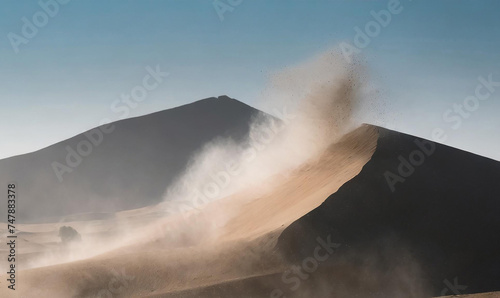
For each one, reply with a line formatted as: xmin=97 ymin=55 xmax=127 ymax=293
xmin=278 ymin=127 xmax=500 ymax=297
xmin=0 ymin=96 xmax=262 ymax=222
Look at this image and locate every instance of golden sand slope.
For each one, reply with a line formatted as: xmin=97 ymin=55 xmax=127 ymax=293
xmin=0 ymin=125 xmax=378 ymax=297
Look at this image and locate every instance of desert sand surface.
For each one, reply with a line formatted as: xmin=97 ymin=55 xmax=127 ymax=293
xmin=0 ymin=125 xmax=379 ymax=297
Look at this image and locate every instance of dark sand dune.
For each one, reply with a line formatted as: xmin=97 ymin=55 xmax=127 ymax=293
xmin=278 ymin=127 xmax=500 ymax=297
xmin=0 ymin=96 xmax=262 ymax=222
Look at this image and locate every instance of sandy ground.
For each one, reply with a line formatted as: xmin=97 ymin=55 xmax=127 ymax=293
xmin=1 ymin=125 xmax=497 ymax=297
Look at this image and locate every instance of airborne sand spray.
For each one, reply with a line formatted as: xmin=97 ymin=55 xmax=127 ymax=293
xmin=155 ymin=49 xmax=375 ymax=242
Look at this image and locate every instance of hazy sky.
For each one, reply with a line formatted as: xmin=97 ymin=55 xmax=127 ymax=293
xmin=1 ymin=0 xmax=499 ymax=160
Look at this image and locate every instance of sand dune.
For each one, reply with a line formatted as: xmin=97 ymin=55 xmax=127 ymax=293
xmin=0 ymin=125 xmax=378 ymax=297
xmin=279 ymin=126 xmax=500 ymax=297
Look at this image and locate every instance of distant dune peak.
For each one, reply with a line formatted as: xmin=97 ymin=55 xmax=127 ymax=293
xmin=0 ymin=95 xmax=263 ymax=222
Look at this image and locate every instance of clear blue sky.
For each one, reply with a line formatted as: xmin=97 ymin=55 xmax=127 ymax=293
xmin=1 ymin=0 xmax=499 ymax=160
